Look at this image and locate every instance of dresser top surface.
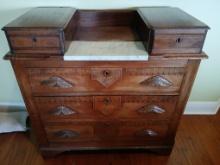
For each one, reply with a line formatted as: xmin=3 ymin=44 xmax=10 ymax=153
xmin=138 ymin=7 xmax=209 ymax=29
xmin=3 ymin=7 xmax=76 ymax=29
xmin=3 ymin=7 xmax=209 ymax=30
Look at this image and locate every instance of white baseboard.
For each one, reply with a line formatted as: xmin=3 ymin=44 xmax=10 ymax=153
xmin=184 ymin=100 xmax=220 ymax=115
xmin=0 ymin=100 xmax=219 ymax=115
xmin=0 ymin=102 xmax=25 ymax=107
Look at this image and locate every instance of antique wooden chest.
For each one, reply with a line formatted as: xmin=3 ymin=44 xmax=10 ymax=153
xmin=3 ymin=7 xmax=209 ymax=157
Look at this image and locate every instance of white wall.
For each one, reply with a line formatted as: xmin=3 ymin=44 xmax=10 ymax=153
xmin=0 ymin=0 xmax=220 ymax=105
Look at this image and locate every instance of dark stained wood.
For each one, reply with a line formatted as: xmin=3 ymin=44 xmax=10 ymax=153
xmin=3 ymin=7 xmax=76 ymax=55
xmin=3 ymin=7 xmax=209 ymax=56
xmin=73 ymin=26 xmax=140 ymax=41
xmin=34 ymin=96 xmax=177 ymax=122
xmin=73 ymin=10 xmax=140 ymax=41
xmin=76 ymin=10 xmax=136 ymax=27
xmin=167 ymin=60 xmax=201 ymax=140
xmin=2 ymin=7 xmax=209 ymax=157
xmin=138 ymin=7 xmax=209 ymax=29
xmin=137 ymin=7 xmax=209 ymax=55
xmin=11 ymin=61 xmax=49 ymax=146
xmin=3 ymin=7 xmax=76 ymax=28
xmin=0 ymin=113 xmax=220 ymax=165
xmin=26 ymin=65 xmax=185 ymax=96
xmin=152 ymin=34 xmax=205 ymax=54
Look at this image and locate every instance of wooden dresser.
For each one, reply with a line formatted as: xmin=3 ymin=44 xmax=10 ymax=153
xmin=2 ymin=7 xmax=209 ymax=157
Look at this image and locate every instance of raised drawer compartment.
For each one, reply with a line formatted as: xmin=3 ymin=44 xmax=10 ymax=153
xmin=8 ymin=32 xmax=62 ymax=54
xmin=34 ymin=95 xmax=177 ymax=122
xmin=152 ymin=34 xmax=205 ymax=54
xmin=28 ymin=67 xmax=185 ymax=95
xmin=3 ymin=7 xmax=76 ymax=55
xmin=136 ymin=7 xmax=209 ymax=55
xmin=45 ymin=121 xmax=168 ymax=143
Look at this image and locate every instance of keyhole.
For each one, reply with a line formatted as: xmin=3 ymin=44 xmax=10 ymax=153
xmin=32 ymin=36 xmax=37 ymax=42
xmin=103 ymin=70 xmax=111 ymax=77
xmin=103 ymin=97 xmax=111 ymax=105
xmin=176 ymin=37 xmax=182 ymax=43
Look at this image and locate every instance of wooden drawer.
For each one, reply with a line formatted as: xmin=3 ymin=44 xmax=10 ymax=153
xmin=118 ymin=122 xmax=168 ymax=141
xmin=45 ymin=124 xmax=94 ymax=142
xmin=45 ymin=121 xmax=168 ymax=143
xmin=35 ymin=96 xmax=94 ymax=120
xmin=35 ymin=95 xmax=177 ymax=121
xmin=28 ymin=67 xmax=185 ymax=95
xmin=10 ymin=36 xmax=60 ymax=48
xmin=6 ymin=29 xmax=64 ymax=54
xmin=136 ymin=7 xmax=208 ymax=55
xmin=152 ymin=34 xmax=205 ymax=54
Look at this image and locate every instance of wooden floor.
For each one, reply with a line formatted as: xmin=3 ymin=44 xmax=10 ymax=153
xmin=0 ymin=111 xmax=219 ymax=165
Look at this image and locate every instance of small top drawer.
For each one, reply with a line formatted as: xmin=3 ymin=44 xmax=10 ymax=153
xmin=3 ymin=7 xmax=76 ymax=55
xmin=137 ymin=7 xmax=209 ymax=55
xmin=152 ymin=34 xmax=205 ymax=54
xmin=5 ymin=29 xmax=65 ymax=54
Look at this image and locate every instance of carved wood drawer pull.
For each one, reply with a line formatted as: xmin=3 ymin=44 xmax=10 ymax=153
xmin=54 ymin=130 xmax=79 ymax=138
xmin=41 ymin=76 xmax=73 ymax=88
xmin=140 ymin=75 xmax=172 ymax=87
xmin=49 ymin=106 xmax=77 ymax=116
xmin=144 ymin=129 xmax=158 ymax=137
xmin=138 ymin=105 xmax=165 ymax=114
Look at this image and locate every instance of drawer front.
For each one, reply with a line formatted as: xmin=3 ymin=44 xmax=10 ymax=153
xmin=10 ymin=36 xmax=60 ymax=48
xmin=7 ymin=29 xmax=63 ymax=54
xmin=35 ymin=96 xmax=177 ymax=121
xmin=94 ymin=96 xmax=122 ymax=116
xmin=152 ymin=34 xmax=205 ymax=54
xmin=45 ymin=125 xmax=94 ymax=142
xmin=45 ymin=121 xmax=168 ymax=143
xmin=35 ymin=96 xmax=94 ymax=120
xmin=28 ymin=67 xmax=185 ymax=95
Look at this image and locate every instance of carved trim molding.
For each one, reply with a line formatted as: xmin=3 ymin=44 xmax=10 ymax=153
xmin=40 ymin=76 xmax=73 ymax=88
xmin=126 ymin=67 xmax=185 ymax=75
xmin=34 ymin=96 xmax=93 ymax=103
xmin=91 ymin=68 xmax=122 ymax=88
xmin=123 ymin=96 xmax=175 ymax=103
xmin=140 ymin=75 xmax=173 ymax=87
xmin=28 ymin=68 xmax=91 ymax=75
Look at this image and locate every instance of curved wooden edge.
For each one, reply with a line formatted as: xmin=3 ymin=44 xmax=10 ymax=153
xmin=40 ymin=145 xmax=174 ymax=157
xmin=3 ymin=53 xmax=58 ymax=60
xmin=161 ymin=52 xmax=208 ymax=59
xmin=4 ymin=52 xmax=208 ymax=61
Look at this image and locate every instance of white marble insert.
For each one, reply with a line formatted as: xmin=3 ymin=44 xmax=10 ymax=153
xmin=64 ymin=41 xmax=149 ymax=61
